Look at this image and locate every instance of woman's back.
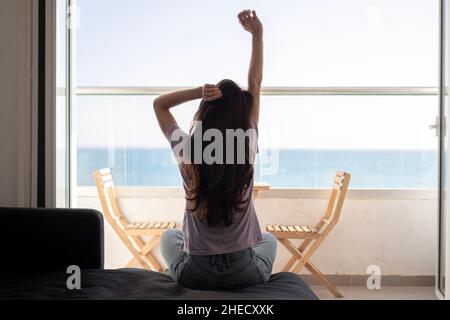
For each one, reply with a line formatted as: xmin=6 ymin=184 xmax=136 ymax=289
xmin=168 ymin=119 xmax=262 ymax=255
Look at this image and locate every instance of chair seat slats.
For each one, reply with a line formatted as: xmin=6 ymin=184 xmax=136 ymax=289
xmin=126 ymin=222 xmax=176 ymax=230
xmin=301 ymin=226 xmax=311 ymax=233
xmin=266 ymin=224 xmax=316 ymax=235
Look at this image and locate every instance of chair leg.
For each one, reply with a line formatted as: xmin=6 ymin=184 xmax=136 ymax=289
xmin=142 ymin=236 xmax=163 ymax=272
xmin=146 ymin=253 xmax=163 ymax=272
xmin=282 ymin=256 xmax=296 ymax=272
xmin=130 ymin=253 xmax=152 ymax=270
xmin=304 ymin=260 xmax=343 ymax=298
xmin=292 ymin=237 xmax=326 ymax=273
xmin=279 ymin=239 xmax=308 ymax=265
xmin=279 ymin=239 xmax=343 ymax=298
xmin=127 ymin=256 xmax=157 ymax=271
xmin=134 ymin=235 xmax=164 ymax=272
xmin=281 ymin=237 xmax=314 ymax=272
xmin=292 ymin=254 xmax=310 ymax=273
xmin=125 ymin=240 xmax=153 ymax=270
xmin=126 ymin=258 xmax=136 ymax=268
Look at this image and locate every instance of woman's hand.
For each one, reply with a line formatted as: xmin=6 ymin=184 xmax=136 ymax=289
xmin=238 ymin=10 xmax=263 ymax=37
xmin=202 ymin=84 xmax=222 ymax=102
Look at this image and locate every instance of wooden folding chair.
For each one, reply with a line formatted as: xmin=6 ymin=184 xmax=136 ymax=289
xmin=266 ymin=171 xmax=351 ymax=298
xmin=93 ymin=168 xmax=176 ymax=272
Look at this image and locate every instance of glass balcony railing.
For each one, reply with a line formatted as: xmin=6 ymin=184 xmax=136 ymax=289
xmin=59 ymin=87 xmax=440 ymax=189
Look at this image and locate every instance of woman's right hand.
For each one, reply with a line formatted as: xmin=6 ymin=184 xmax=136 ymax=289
xmin=202 ymin=84 xmax=222 ymax=102
xmin=238 ymin=10 xmax=263 ymax=37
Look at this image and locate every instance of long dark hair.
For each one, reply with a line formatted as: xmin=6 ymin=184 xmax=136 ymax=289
xmin=183 ymin=79 xmax=255 ymax=227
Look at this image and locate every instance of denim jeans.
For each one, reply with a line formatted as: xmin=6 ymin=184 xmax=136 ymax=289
xmin=160 ymin=229 xmax=277 ymax=290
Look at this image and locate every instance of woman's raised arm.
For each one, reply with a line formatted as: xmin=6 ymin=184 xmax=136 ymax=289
xmin=238 ymin=10 xmax=264 ymax=123
xmin=153 ymin=85 xmax=222 ymax=139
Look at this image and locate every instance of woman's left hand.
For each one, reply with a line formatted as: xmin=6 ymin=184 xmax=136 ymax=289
xmin=202 ymin=84 xmax=222 ymax=102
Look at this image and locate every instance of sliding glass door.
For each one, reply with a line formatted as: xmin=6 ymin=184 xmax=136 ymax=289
xmin=56 ymin=0 xmax=77 ymax=207
xmin=56 ymin=0 xmax=68 ymax=207
xmin=438 ymin=0 xmax=449 ymax=299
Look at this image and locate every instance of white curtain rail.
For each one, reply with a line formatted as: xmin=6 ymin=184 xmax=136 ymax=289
xmin=59 ymin=86 xmax=442 ymax=96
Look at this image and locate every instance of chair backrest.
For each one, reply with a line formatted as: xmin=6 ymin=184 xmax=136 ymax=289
xmin=314 ymin=171 xmax=351 ymax=235
xmin=93 ymin=168 xmax=130 ymax=232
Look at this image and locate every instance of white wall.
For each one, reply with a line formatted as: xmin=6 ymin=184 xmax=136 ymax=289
xmin=0 ymin=0 xmax=33 ymax=207
xmin=78 ymin=188 xmax=437 ymax=276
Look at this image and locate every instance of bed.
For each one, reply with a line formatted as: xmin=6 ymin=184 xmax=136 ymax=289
xmin=0 ymin=269 xmax=317 ymax=300
xmin=0 ymin=207 xmax=317 ymax=300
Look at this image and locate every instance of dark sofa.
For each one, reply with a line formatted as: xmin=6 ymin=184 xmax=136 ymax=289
xmin=0 ymin=207 xmax=318 ymax=300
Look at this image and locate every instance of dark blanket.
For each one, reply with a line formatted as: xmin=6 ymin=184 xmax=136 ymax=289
xmin=0 ymin=269 xmax=318 ymax=300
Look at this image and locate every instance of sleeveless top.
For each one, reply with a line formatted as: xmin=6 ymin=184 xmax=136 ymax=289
xmin=167 ymin=120 xmax=262 ymax=255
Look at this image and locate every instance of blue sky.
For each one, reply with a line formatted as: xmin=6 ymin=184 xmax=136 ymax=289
xmin=76 ymin=0 xmax=438 ymax=87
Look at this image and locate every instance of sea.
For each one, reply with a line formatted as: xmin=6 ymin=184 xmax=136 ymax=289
xmin=77 ymin=148 xmax=437 ymax=189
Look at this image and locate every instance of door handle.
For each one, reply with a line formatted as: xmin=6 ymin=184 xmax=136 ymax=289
xmin=430 ymin=117 xmax=440 ymax=138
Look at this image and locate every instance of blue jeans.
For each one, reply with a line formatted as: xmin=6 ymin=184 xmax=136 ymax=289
xmin=160 ymin=230 xmax=277 ymax=290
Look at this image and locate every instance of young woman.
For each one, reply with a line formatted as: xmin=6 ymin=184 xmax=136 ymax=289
xmin=154 ymin=10 xmax=277 ymax=290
